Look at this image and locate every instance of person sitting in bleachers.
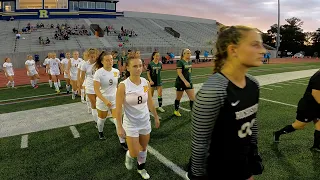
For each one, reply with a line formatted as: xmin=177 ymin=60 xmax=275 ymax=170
xmin=16 ymin=32 xmax=21 ymax=39
xmin=51 ymin=24 xmax=54 ymax=28
xmin=118 ymin=34 xmax=122 ymax=41
xmin=12 ymin=28 xmax=18 ymax=34
xmin=39 ymin=36 xmax=44 ymax=44
xmin=46 ymin=37 xmax=50 ymax=45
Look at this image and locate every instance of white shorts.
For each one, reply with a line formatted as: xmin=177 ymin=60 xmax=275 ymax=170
xmin=86 ymin=86 xmax=95 ymax=94
xmin=27 ymin=70 xmax=38 ymax=76
xmin=64 ymin=72 xmax=69 ymax=79
xmin=70 ymin=73 xmax=77 ymax=81
xmin=5 ymin=72 xmax=14 ymax=77
xmin=123 ymin=118 xmax=151 ymax=137
xmin=50 ymin=70 xmax=60 ymax=76
xmin=96 ymin=98 xmax=116 ymax=111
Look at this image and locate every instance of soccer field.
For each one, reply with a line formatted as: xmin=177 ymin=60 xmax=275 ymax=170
xmin=1 ymin=63 xmax=320 ymax=180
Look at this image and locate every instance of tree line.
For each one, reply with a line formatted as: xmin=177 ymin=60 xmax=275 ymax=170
xmin=262 ymin=17 xmax=320 ymax=57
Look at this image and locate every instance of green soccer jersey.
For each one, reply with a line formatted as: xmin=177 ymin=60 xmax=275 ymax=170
xmin=176 ymin=60 xmax=192 ymax=84
xmin=147 ymin=61 xmax=162 ymax=85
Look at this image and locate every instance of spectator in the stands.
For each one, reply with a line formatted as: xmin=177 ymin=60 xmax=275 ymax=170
xmin=16 ymin=32 xmax=21 ymax=39
xmin=169 ymin=52 xmax=174 ymax=64
xmin=34 ymin=54 xmax=40 ymax=67
xmin=46 ymin=37 xmax=50 ymax=44
xmin=204 ymin=50 xmax=209 ymax=62
xmin=195 ymin=50 xmax=201 ymax=63
xmin=60 ymin=52 xmax=65 ymax=60
xmin=12 ymin=28 xmax=18 ymax=34
xmin=121 ymin=26 xmax=124 ymax=32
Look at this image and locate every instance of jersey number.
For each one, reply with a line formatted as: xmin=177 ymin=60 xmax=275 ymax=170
xmin=238 ymin=119 xmax=256 ymax=138
xmin=138 ymin=96 xmax=142 ymax=104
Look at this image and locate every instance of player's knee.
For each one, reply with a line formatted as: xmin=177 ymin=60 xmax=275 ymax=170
xmin=292 ymin=121 xmax=306 ymax=130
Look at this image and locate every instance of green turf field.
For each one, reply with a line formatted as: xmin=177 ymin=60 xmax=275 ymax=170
xmin=1 ymin=76 xmax=319 ymax=180
xmin=1 ymin=62 xmax=319 ymax=114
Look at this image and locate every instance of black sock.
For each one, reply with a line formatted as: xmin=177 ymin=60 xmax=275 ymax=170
xmin=313 ymin=130 xmax=320 ymax=148
xmin=174 ymin=100 xmax=180 ymax=111
xmin=189 ymin=101 xmax=194 ymax=110
xmin=277 ymin=125 xmax=296 ymax=135
xmin=137 ymin=162 xmax=146 ymax=170
xmin=158 ymin=97 xmax=162 ymax=107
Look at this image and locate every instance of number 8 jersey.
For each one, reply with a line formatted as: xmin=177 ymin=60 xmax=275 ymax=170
xmin=121 ymin=77 xmax=150 ymax=128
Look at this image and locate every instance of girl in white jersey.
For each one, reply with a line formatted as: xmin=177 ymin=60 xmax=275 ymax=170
xmin=25 ymin=55 xmax=40 ymax=89
xmin=3 ymin=57 xmax=15 ymax=88
xmin=81 ymin=48 xmax=99 ymax=124
xmin=49 ymin=53 xmax=62 ymax=93
xmin=93 ymin=51 xmax=128 ymax=150
xmin=43 ymin=53 xmax=53 ymax=88
xmin=61 ymin=52 xmax=71 ymax=93
xmin=68 ymin=51 xmax=83 ymax=99
xmin=116 ymin=57 xmax=160 ymax=180
xmin=78 ymin=51 xmax=88 ymax=103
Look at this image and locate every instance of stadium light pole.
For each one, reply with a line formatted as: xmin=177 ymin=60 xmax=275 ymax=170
xmin=276 ymin=0 xmax=280 ymax=58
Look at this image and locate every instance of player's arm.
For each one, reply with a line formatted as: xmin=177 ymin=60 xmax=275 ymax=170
xmin=116 ymin=83 xmax=126 ymax=138
xmin=146 ymin=64 xmax=153 ymax=83
xmin=147 ymin=81 xmax=160 ymax=128
xmin=80 ymin=70 xmax=85 ymax=85
xmin=3 ymin=64 xmax=8 ymax=75
xmin=93 ymin=75 xmax=110 ymax=104
xmin=312 ymin=90 xmax=320 ymax=104
xmin=67 ymin=60 xmax=71 ymax=76
xmin=188 ymin=83 xmax=225 ymax=179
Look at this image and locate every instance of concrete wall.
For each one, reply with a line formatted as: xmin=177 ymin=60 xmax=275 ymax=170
xmin=123 ymin=11 xmax=216 ymax=24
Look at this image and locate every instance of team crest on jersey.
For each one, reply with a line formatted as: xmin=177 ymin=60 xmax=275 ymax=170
xmin=143 ymin=85 xmax=149 ymax=93
xmin=113 ymin=72 xmax=118 ymax=77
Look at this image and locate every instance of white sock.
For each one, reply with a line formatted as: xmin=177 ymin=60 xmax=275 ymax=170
xmin=86 ymin=94 xmax=89 ymax=101
xmin=58 ymin=79 xmax=61 ymax=87
xmin=97 ymin=117 xmax=106 ymax=132
xmin=49 ymin=80 xmax=52 ymax=87
xmin=66 ymin=85 xmax=70 ymax=91
xmin=11 ymin=81 xmax=14 ymax=87
xmin=54 ymin=82 xmax=59 ymax=91
xmin=111 ymin=118 xmax=126 ymax=143
xmin=81 ymin=89 xmax=85 ymax=101
xmin=138 ymin=150 xmax=147 ymax=165
xmin=30 ymin=80 xmax=34 ymax=87
xmin=91 ymin=109 xmax=98 ymax=123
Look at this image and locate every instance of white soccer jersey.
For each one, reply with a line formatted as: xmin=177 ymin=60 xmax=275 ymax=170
xmin=3 ymin=62 xmax=14 ymax=76
xmin=43 ymin=58 xmax=51 ymax=73
xmin=121 ymin=77 xmax=150 ymax=128
xmin=93 ymin=67 xmax=120 ymax=101
xmin=60 ymin=58 xmax=69 ymax=71
xmin=81 ymin=61 xmax=96 ymax=88
xmin=70 ymin=58 xmax=82 ymax=75
xmin=25 ymin=60 xmax=36 ymax=71
xmin=49 ymin=58 xmax=61 ymax=73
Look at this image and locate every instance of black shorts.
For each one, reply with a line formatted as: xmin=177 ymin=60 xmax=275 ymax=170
xmin=296 ymin=110 xmax=319 ymax=122
xmin=151 ymin=83 xmax=162 ymax=88
xmin=175 ymin=82 xmax=193 ymax=91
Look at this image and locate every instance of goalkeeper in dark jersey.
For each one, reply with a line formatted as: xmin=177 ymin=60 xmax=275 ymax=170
xmin=274 ymin=71 xmax=320 ymax=151
xmin=187 ymin=26 xmax=266 ymax=180
xmin=147 ymin=51 xmax=165 ymax=113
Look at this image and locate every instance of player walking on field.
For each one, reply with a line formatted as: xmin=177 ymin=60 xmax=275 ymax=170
xmin=93 ymin=51 xmax=128 ymax=149
xmin=49 ymin=53 xmax=62 ymax=93
xmin=116 ymin=57 xmax=160 ymax=180
xmin=3 ymin=57 xmax=16 ymax=88
xmin=61 ymin=52 xmax=71 ymax=94
xmin=274 ymin=70 xmax=320 ymax=151
xmin=25 ymin=55 xmax=40 ymax=89
xmin=187 ymin=25 xmax=265 ymax=180
xmin=147 ymin=51 xmax=165 ymax=112
xmin=68 ymin=51 xmax=83 ymax=99
xmin=174 ymin=49 xmax=195 ymax=116
xmin=81 ymin=48 xmax=99 ymax=125
xmin=43 ymin=53 xmax=53 ymax=88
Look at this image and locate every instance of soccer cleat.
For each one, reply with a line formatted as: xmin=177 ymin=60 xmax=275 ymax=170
xmin=34 ymin=85 xmax=39 ymax=89
xmin=137 ymin=169 xmax=150 ymax=179
xmin=125 ymin=152 xmax=134 ymax=170
xmin=99 ymin=132 xmax=106 ymax=140
xmin=56 ymin=89 xmax=60 ymax=94
xmin=66 ymin=91 xmax=70 ymax=94
xmin=273 ymin=132 xmax=280 ymax=143
xmin=81 ymin=100 xmax=86 ymax=104
xmin=157 ymin=107 xmax=165 ymax=113
xmin=174 ymin=110 xmax=181 ymax=117
xmin=121 ymin=142 xmax=128 ymax=151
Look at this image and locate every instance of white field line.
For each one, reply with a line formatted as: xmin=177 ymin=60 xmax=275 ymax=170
xmin=287 ymin=82 xmax=308 ymax=86
xmin=179 ymin=106 xmax=191 ymax=112
xmin=21 ymin=135 xmax=28 ymax=149
xmin=260 ymin=87 xmax=273 ymax=90
xmin=259 ymin=98 xmax=297 ymax=108
xmin=69 ymin=126 xmax=80 ymax=138
xmin=266 ymin=84 xmax=283 ymax=88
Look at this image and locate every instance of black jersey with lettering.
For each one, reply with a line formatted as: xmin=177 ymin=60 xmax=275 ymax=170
xmin=297 ymin=70 xmax=320 ymax=115
xmin=190 ymin=73 xmax=260 ymax=179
